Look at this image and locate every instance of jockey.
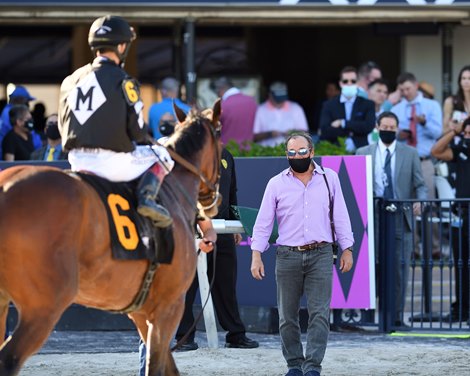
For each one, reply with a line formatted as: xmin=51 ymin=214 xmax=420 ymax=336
xmin=58 ymin=15 xmax=173 ymax=228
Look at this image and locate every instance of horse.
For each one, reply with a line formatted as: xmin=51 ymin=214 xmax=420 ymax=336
xmin=0 ymin=100 xmax=222 ymax=376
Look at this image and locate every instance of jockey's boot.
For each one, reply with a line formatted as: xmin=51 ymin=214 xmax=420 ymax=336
xmin=137 ymin=171 xmax=173 ymax=228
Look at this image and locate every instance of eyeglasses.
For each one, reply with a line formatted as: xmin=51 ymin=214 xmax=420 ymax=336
xmin=341 ymin=79 xmax=357 ymax=84
xmin=286 ymin=148 xmax=311 ymax=157
xmin=46 ymin=122 xmax=58 ymax=127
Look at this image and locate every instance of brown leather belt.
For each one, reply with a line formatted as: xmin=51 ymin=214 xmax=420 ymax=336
xmin=287 ymin=241 xmax=329 ymax=252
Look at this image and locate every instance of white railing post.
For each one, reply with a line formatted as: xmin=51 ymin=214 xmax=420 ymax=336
xmin=196 ymin=220 xmax=244 ymax=348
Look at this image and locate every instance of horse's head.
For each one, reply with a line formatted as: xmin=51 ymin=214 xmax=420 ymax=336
xmin=169 ymin=100 xmax=222 ymax=218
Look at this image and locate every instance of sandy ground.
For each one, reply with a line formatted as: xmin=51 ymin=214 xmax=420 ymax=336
xmin=18 ymin=331 xmax=470 ymax=376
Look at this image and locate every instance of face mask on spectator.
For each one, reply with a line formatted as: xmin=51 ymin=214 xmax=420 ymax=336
xmin=288 ymin=157 xmax=311 ymax=173
xmin=341 ymin=85 xmax=358 ymax=99
xmin=379 ymin=130 xmax=396 ymax=145
xmin=159 ymin=121 xmax=175 ymax=137
xmin=25 ymin=120 xmax=34 ymax=132
xmin=45 ymin=123 xmax=61 ymax=140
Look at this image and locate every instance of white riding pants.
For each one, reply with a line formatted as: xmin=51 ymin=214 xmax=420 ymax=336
xmin=68 ymin=145 xmax=174 ymax=182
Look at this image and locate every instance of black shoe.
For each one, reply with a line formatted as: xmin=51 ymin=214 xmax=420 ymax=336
xmin=225 ymin=335 xmax=259 ymax=349
xmin=137 ymin=199 xmax=173 ymax=228
xmin=174 ymin=340 xmax=198 ymax=352
xmin=136 ymin=171 xmax=172 ymax=228
xmin=394 ymin=320 xmax=411 ymax=331
xmin=444 ymin=310 xmax=470 ymax=322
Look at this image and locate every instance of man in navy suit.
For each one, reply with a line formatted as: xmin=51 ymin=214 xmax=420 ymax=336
xmin=320 ymin=66 xmax=375 ymax=152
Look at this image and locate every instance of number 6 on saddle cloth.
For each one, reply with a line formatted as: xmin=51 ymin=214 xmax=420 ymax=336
xmin=77 ymin=172 xmax=174 ymax=264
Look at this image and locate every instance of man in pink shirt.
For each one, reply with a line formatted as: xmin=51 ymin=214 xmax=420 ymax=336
xmin=253 ymin=81 xmax=309 ymax=147
xmin=210 ymin=77 xmax=257 ymax=146
xmin=251 ymin=132 xmax=354 ymax=376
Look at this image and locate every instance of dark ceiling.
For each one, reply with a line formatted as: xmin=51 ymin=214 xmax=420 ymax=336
xmin=0 ymin=25 xmax=252 ymax=86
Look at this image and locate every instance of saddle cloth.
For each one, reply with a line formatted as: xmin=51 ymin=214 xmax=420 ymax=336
xmin=76 ymin=172 xmax=174 ymax=264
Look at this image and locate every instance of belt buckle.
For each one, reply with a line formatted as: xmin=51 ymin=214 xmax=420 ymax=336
xmin=296 ymin=246 xmax=306 ymax=251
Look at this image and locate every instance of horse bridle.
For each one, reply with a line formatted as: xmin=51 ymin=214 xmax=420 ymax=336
xmin=164 ymin=116 xmax=221 ymax=213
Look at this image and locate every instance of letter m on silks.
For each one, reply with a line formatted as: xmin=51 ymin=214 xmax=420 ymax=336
xmin=68 ymin=72 xmax=107 ymax=125
xmin=76 ymin=86 xmax=95 ymax=111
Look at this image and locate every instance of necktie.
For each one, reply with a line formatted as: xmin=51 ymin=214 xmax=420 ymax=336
xmin=408 ymin=104 xmax=417 ymax=147
xmin=46 ymin=147 xmax=55 ymax=161
xmin=383 ymin=148 xmax=394 ymax=199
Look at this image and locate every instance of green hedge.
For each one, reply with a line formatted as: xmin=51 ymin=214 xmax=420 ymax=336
xmin=225 ymin=138 xmax=349 ymax=157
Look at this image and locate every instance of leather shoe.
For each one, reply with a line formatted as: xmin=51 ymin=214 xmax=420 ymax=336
xmin=285 ymin=369 xmax=303 ymax=376
xmin=394 ymin=320 xmax=411 ymax=331
xmin=174 ymin=340 xmax=198 ymax=352
xmin=304 ymin=371 xmax=320 ymax=376
xmin=225 ymin=335 xmax=259 ymax=349
xmin=444 ymin=310 xmax=469 ymax=322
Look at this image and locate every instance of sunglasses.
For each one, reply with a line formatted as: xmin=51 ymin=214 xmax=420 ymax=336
xmin=286 ymin=148 xmax=310 ymax=157
xmin=341 ymin=79 xmax=357 ymax=84
xmin=46 ymin=122 xmax=58 ymax=127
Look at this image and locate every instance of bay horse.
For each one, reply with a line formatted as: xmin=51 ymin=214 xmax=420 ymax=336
xmin=0 ymin=101 xmax=222 ymax=376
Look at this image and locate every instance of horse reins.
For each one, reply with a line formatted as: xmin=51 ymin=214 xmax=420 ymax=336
xmin=150 ymin=116 xmax=221 ymax=215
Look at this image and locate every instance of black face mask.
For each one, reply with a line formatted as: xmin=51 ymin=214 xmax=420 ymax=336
xmin=288 ymin=156 xmax=312 ymax=173
xmin=25 ymin=120 xmax=34 ymax=132
xmin=379 ymin=130 xmax=396 ymax=145
xmin=159 ymin=121 xmax=175 ymax=136
xmin=45 ymin=124 xmax=61 ymax=140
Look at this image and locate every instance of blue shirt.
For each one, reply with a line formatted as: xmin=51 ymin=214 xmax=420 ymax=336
xmin=148 ymin=98 xmax=191 ymax=139
xmin=391 ymin=92 xmax=442 ymax=158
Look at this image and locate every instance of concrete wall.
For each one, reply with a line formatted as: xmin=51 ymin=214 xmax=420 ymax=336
xmin=403 ymin=32 xmax=443 ymax=104
xmin=403 ymin=25 xmax=470 ymax=106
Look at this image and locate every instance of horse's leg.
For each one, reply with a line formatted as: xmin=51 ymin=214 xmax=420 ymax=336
xmin=0 ymin=293 xmax=9 ymax=344
xmin=128 ymin=312 xmax=149 ymax=376
xmin=147 ymin=301 xmax=184 ymax=376
xmin=0 ymin=303 xmax=69 ymax=376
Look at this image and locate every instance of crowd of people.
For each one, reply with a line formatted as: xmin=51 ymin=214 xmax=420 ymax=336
xmin=1 ymin=13 xmax=470 ymax=376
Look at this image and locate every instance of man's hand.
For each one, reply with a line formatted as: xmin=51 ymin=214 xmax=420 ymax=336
xmin=415 ymin=114 xmax=426 ymax=126
xmin=412 ymin=202 xmax=422 ymax=216
xmin=251 ymin=251 xmax=265 ymax=280
xmin=199 ymin=238 xmax=215 ymax=253
xmin=331 ymin=119 xmax=343 ymax=128
xmin=398 ymin=129 xmax=412 ymax=141
xmin=234 ymin=233 xmax=242 ymax=246
xmin=339 ymin=249 xmax=353 ymax=273
xmin=450 ymin=119 xmax=464 ymax=135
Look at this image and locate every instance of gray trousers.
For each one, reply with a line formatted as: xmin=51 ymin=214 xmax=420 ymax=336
xmin=275 ymin=244 xmax=333 ymax=375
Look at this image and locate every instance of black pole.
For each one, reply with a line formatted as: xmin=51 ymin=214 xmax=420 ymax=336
xmin=172 ymin=20 xmax=183 ymax=86
xmin=378 ymin=200 xmax=396 ymax=333
xmin=442 ymin=23 xmax=453 ymax=101
xmin=184 ymin=19 xmax=196 ymax=105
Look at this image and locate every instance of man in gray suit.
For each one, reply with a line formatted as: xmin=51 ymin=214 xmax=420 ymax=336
xmin=356 ymin=111 xmax=427 ymax=327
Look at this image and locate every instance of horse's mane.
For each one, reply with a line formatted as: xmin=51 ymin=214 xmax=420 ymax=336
xmin=166 ymin=109 xmax=211 ymax=161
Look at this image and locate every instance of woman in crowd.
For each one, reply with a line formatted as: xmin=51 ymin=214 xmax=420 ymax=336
xmin=443 ymin=65 xmax=470 ymax=133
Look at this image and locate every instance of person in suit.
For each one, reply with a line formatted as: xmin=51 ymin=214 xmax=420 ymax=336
xmin=174 ymin=148 xmax=259 ymax=351
xmin=30 ymin=114 xmax=67 ymax=161
xmin=320 ymin=66 xmax=375 ymax=153
xmin=356 ymin=111 xmax=427 ymax=327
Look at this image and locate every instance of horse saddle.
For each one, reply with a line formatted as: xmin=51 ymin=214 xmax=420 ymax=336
xmin=76 ymin=172 xmax=174 ymax=264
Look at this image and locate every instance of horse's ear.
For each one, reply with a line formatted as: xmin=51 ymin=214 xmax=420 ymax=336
xmin=211 ymin=99 xmax=222 ymax=128
xmin=174 ymin=102 xmax=187 ymax=123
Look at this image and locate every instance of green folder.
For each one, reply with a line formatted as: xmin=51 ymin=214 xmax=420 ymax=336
xmin=231 ymin=205 xmax=278 ymax=244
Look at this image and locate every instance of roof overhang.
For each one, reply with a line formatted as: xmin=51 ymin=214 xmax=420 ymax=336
xmin=0 ymin=4 xmax=469 ymax=26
